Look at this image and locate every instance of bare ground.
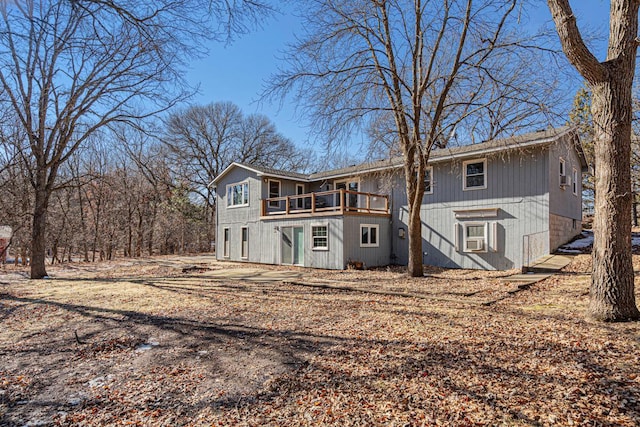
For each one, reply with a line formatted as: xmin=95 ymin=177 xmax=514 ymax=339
xmin=1 ymin=255 xmax=639 ymax=426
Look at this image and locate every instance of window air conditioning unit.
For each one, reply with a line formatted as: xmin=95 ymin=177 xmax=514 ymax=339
xmin=560 ymin=174 xmax=570 ymax=186
xmin=466 ymin=239 xmax=484 ymax=251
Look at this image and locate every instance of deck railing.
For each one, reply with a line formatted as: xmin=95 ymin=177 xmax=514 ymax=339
xmin=261 ymin=189 xmax=389 ymax=217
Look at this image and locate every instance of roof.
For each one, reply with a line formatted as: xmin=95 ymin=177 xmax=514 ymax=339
xmin=210 ymin=162 xmax=309 ymax=186
xmin=211 ymin=127 xmax=584 ymax=185
xmin=311 ymin=126 xmax=583 ymax=180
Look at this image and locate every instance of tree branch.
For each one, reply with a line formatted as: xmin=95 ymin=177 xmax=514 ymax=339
xmin=547 ymin=0 xmax=606 ymax=83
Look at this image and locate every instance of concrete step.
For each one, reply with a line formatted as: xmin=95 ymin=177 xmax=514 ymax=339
xmin=523 ymin=254 xmax=573 ymax=274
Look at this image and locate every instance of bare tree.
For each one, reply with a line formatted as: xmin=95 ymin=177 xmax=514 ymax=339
xmin=165 ymin=103 xmax=244 ymax=209
xmin=0 ymin=119 xmax=32 ymax=265
xmin=269 ymin=0 xmax=555 ymax=277
xmin=164 ymin=101 xmax=311 ymax=247
xmin=547 ymin=0 xmax=640 ymax=321
xmin=0 ymin=0 xmax=269 ymax=278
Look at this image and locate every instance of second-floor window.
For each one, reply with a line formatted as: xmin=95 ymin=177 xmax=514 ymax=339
xmin=227 ymin=182 xmax=249 ymax=207
xmin=423 ymin=166 xmax=433 ymax=194
xmin=463 ymin=159 xmax=486 ymax=190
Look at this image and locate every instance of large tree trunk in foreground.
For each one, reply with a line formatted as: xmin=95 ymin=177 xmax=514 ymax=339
xmin=31 ymin=183 xmax=49 ymax=279
xmin=589 ymin=79 xmax=640 ymax=321
xmin=548 ymin=0 xmax=640 ymax=321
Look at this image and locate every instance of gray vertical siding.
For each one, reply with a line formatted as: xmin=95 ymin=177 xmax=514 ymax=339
xmin=215 ymin=167 xmax=391 ymax=269
xmin=257 ymin=216 xmax=345 ymax=269
xmin=342 ymin=215 xmax=391 ymax=268
xmin=548 ymin=136 xmax=583 ymax=220
xmin=390 ymin=149 xmax=550 ymax=269
xmin=215 ymin=167 xmax=263 ymax=263
xmin=214 ymin=136 xmax=582 ymax=271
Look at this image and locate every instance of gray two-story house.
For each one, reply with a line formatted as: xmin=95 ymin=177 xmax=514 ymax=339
xmin=211 ymin=127 xmax=586 ymax=270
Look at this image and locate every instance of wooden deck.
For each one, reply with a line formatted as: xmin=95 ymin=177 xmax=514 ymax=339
xmin=260 ymin=189 xmax=390 ymax=219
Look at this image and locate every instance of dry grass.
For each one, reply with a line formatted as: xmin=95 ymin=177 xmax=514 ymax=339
xmin=1 ymin=256 xmax=639 ymax=426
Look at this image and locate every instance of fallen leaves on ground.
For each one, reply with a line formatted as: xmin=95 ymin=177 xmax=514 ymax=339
xmin=0 ymin=256 xmax=639 ymax=426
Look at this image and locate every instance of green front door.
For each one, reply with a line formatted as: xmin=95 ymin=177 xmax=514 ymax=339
xmin=293 ymin=227 xmax=304 ymax=265
xmin=281 ymin=226 xmax=304 ymax=265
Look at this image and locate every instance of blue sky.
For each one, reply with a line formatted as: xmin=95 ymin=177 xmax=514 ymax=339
xmin=185 ymin=2 xmax=610 ymax=159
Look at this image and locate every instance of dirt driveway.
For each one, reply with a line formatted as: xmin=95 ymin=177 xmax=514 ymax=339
xmin=1 ymin=255 xmax=639 ymax=426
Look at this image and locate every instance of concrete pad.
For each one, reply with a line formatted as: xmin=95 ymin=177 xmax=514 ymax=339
xmin=526 ymin=254 xmax=573 ymax=272
xmin=503 ymin=273 xmax=552 ymax=283
xmin=202 ymin=268 xmax=303 ymax=282
xmin=498 ymin=254 xmax=572 ymax=289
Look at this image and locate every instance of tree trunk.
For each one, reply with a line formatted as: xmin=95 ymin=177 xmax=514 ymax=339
xmin=589 ymin=79 xmax=640 ymax=321
xmin=30 ymin=184 xmax=49 ymax=279
xmin=126 ymin=207 xmax=133 ymax=257
xmin=547 ymin=0 xmax=640 ymax=321
xmin=51 ymin=241 xmax=59 ymax=264
xmin=20 ymin=247 xmax=27 ymax=266
xmin=135 ymin=211 xmax=143 ymax=257
xmin=147 ymin=202 xmax=156 ymax=256
xmin=77 ymin=183 xmax=90 ymax=262
xmin=405 ymin=160 xmax=424 ymax=277
xmin=407 ymin=204 xmax=423 ymax=277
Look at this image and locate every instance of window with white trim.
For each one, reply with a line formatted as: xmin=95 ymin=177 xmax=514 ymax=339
xmin=311 ymin=225 xmax=328 ymax=250
xmin=463 ymin=222 xmax=487 ymax=252
xmin=463 ymin=159 xmax=486 ymax=190
xmin=223 ymin=228 xmax=230 ymax=258
xmin=268 ymin=179 xmax=281 ymax=208
xmin=424 ymin=166 xmax=433 ymax=194
xmin=572 ymin=168 xmax=578 ymax=195
xmin=241 ymin=227 xmax=248 ymax=258
xmin=360 ymin=224 xmax=379 ymax=247
xmin=559 ymin=158 xmax=567 ymax=188
xmin=226 ymin=182 xmax=249 ymax=207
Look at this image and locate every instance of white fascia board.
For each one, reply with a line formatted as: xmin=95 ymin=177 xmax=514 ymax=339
xmin=312 ymin=164 xmax=403 ymax=181
xmin=255 ymin=172 xmax=311 ymax=183
xmin=209 ymin=162 xmax=271 ymax=187
xmin=429 ymin=135 xmax=564 ymax=164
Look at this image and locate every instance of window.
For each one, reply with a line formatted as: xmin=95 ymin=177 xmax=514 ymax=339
xmin=455 ymin=221 xmax=497 ymax=253
xmin=559 ymin=158 xmax=568 ymax=188
xmin=241 ymin=227 xmax=248 ymax=259
xmin=360 ymin=224 xmax=379 ymax=247
xmin=312 ymin=225 xmax=328 ymax=250
xmin=463 ymin=159 xmax=486 ymax=190
xmin=226 ymin=182 xmax=249 ymax=207
xmin=572 ymin=168 xmax=578 ymax=195
xmin=336 ymin=179 xmax=359 ymax=208
xmin=423 ymin=166 xmax=433 ymax=194
xmin=296 ymin=184 xmax=305 ymax=209
xmin=463 ymin=222 xmax=487 ymax=252
xmin=268 ymin=179 xmax=281 ymax=208
xmin=223 ymin=228 xmax=230 ymax=258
